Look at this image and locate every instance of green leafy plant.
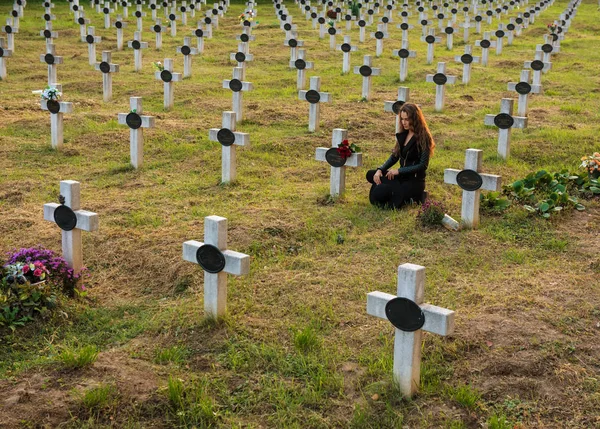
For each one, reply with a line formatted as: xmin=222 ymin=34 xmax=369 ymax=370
xmin=480 ymin=191 xmax=511 ymax=213
xmin=416 ymin=199 xmax=446 ymax=227
xmin=350 ymin=0 xmax=360 ymax=16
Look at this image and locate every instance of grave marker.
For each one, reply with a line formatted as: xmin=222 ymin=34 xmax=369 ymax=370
xmin=524 ymin=52 xmax=551 ymax=87
xmin=155 ymin=58 xmax=182 ymax=110
xmin=289 ymin=48 xmax=313 ymax=90
xmin=86 ymin=26 xmax=102 ymax=66
xmin=315 ymin=128 xmax=363 ymax=197
xmin=0 ymin=37 xmax=12 ymax=80
xmin=298 ymin=76 xmax=331 ymax=132
xmin=494 ymin=24 xmax=506 ymax=55
xmin=77 ymin=12 xmax=90 ymax=40
xmin=94 ymin=51 xmax=120 ymax=102
xmin=222 ymin=67 xmax=253 ymax=122
xmin=40 ymin=85 xmax=73 ymax=150
xmin=285 ymin=34 xmax=304 ymax=62
xmin=425 ymin=62 xmax=456 ymax=112
xmin=392 ymin=40 xmax=416 ymax=82
xmin=168 ymin=12 xmax=178 ymax=37
xmin=444 ymin=22 xmax=455 ymax=50
xmin=127 ymin=31 xmax=148 ymax=72
xmin=134 ymin=8 xmax=146 ymax=31
xmin=177 ymin=36 xmax=199 ymax=78
xmin=475 ymin=31 xmax=496 ymax=66
xmin=421 ymin=28 xmax=441 ymax=64
xmin=384 ymin=87 xmax=410 ymax=133
xmin=113 ymin=15 xmax=127 ymax=49
xmin=195 ymin=24 xmax=206 ymax=52
xmin=454 ymin=45 xmax=479 ymax=84
xmin=208 ymin=111 xmax=250 ymax=183
xmin=103 ymin=3 xmax=114 ymax=29
xmin=353 ymin=55 xmax=380 ymax=100
xmin=2 ymin=20 xmax=18 ymax=52
xmin=40 ymin=44 xmax=63 ymax=86
xmin=40 ymin=22 xmax=58 ymax=48
xmin=117 ymin=97 xmax=155 ymax=168
xmin=484 ymin=98 xmax=527 ymax=159
xmin=370 ymin=24 xmax=389 ymax=57
xmin=336 ymin=35 xmax=357 ymax=74
xmin=230 ymin=43 xmax=254 ymax=80
xmin=507 ymin=70 xmax=542 ymax=117
xmin=151 ymin=19 xmax=166 ymax=50
xmin=356 ymin=17 xmax=368 ymax=42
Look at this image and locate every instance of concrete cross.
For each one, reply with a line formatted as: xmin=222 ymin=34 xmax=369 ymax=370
xmin=40 ymin=21 xmax=58 ymax=49
xmin=285 ymin=34 xmax=304 ymax=62
xmin=102 ymin=3 xmax=114 ymax=30
xmin=183 ymin=215 xmax=250 ymax=318
xmin=40 ymin=85 xmax=73 ymax=150
xmin=43 ymin=180 xmax=99 ymax=290
xmin=444 ymin=149 xmax=501 ymax=228
xmin=475 ymin=31 xmax=496 ymax=66
xmin=315 ymin=128 xmax=363 ymax=197
xmin=354 ymin=55 xmax=381 ymax=101
xmin=355 ymin=17 xmax=368 ymax=42
xmin=113 ymin=14 xmax=126 ymax=49
xmin=76 ymin=12 xmax=90 ymax=40
xmin=118 ymin=97 xmax=155 ymax=168
xmin=327 ymin=24 xmax=338 ymax=50
xmin=343 ymin=11 xmax=356 ymax=31
xmin=0 ymin=37 xmax=12 ymax=80
xmin=289 ymin=48 xmax=313 ymax=90
xmin=2 ymin=19 xmax=18 ymax=51
xmin=425 ymin=62 xmax=457 ymax=112
xmin=155 ymin=58 xmax=182 ymax=110
xmin=85 ymin=26 xmax=102 ymax=66
xmin=299 ymin=76 xmax=331 ymax=132
xmin=177 ymin=36 xmax=198 ymax=78
xmin=229 ymin=43 xmax=254 ymax=80
xmin=370 ymin=24 xmax=389 ymax=57
xmin=454 ymin=45 xmax=479 ymax=85
xmin=507 ymin=70 xmax=542 ymax=117
xmin=149 ymin=1 xmax=158 ymax=20
xmin=127 ymin=31 xmax=148 ymax=72
xmin=167 ymin=12 xmax=179 ymax=37
xmin=133 ymin=8 xmax=147 ymax=31
xmin=384 ymin=87 xmax=410 ymax=133
xmin=494 ymin=24 xmax=506 ymax=55
xmin=151 ymin=19 xmax=166 ymax=50
xmin=419 ymin=17 xmax=432 ymax=38
xmin=202 ymin=15 xmax=214 ymax=39
xmin=443 ymin=21 xmax=456 ymax=50
xmin=397 ymin=20 xmax=413 ymax=41
xmin=94 ymin=51 xmax=120 ymax=102
xmin=195 ymin=24 xmax=207 ymax=53
xmin=506 ymin=20 xmax=516 ymax=46
xmin=208 ymin=111 xmax=250 ymax=183
xmin=223 ymin=67 xmax=253 ymax=122
xmin=393 ymin=40 xmax=416 ymax=82
xmin=536 ymin=37 xmax=558 ymax=69
xmin=524 ymin=51 xmax=551 ymax=87
xmin=40 ymin=44 xmax=63 ymax=86
xmin=461 ymin=15 xmax=476 ymax=43
xmin=472 ymin=14 xmax=483 ymax=34
xmin=336 ymin=35 xmax=357 ymax=74
xmin=421 ymin=28 xmax=441 ymax=64
xmin=484 ymin=98 xmax=527 ymax=160
xmin=367 ymin=263 xmax=455 ymax=397
xmin=179 ymin=1 xmax=189 ymax=26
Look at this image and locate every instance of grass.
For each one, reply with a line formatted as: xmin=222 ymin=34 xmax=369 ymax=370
xmin=0 ymin=0 xmax=599 ymax=427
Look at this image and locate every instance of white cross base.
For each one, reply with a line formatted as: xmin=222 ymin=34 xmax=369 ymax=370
xmin=183 ymin=215 xmax=250 ymax=318
xmin=315 ymin=128 xmax=363 ymax=197
xmin=367 ymin=263 xmax=455 ymax=397
xmin=298 ymin=76 xmax=331 ymax=132
xmin=117 ymin=97 xmax=156 ymax=168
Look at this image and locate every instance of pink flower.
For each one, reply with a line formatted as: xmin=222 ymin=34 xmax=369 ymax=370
xmin=22 ymin=264 xmax=30 ymax=274
xmin=34 ymin=261 xmax=43 ymax=268
xmin=33 ymin=269 xmax=42 ymax=277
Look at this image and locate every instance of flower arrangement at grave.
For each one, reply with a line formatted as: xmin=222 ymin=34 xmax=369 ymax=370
xmin=547 ymin=23 xmax=558 ymax=34
xmin=416 ymin=199 xmax=446 ymax=227
xmin=33 ymin=85 xmax=62 ymax=101
xmin=326 ymin=9 xmax=337 ymax=20
xmin=580 ymin=152 xmax=600 ymax=178
xmin=239 ymin=10 xmax=258 ymax=24
xmin=152 ymin=61 xmax=164 ymax=72
xmin=336 ymin=139 xmax=360 ymax=159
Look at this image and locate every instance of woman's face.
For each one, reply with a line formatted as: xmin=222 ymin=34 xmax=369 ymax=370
xmin=400 ymin=111 xmax=413 ymax=131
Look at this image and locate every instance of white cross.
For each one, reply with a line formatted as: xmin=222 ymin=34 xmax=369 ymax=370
xmin=494 ymin=24 xmax=506 ymax=55
xmin=229 ymin=42 xmax=253 ymax=80
xmin=335 ymin=35 xmax=357 ymax=74
xmin=392 ymin=40 xmax=416 ymax=82
xmin=506 ymin=20 xmax=516 ymax=46
xmin=113 ymin=15 xmax=126 ymax=49
xmin=524 ymin=51 xmax=551 ymax=87
xmin=384 ymin=87 xmax=409 ymax=133
xmin=454 ymin=45 xmax=479 ymax=85
xmin=397 ymin=20 xmax=413 ymax=41
xmin=43 ymin=180 xmax=99 ymax=291
xmin=299 ymin=76 xmax=331 ymax=132
xmin=167 ymin=12 xmax=179 ymax=37
xmin=133 ymin=8 xmax=146 ymax=31
xmin=85 ymin=26 xmax=101 ymax=66
xmin=461 ymin=15 xmax=476 ymax=43
xmin=328 ymin=24 xmax=338 ymax=50
xmin=195 ymin=23 xmax=207 ymax=53
xmin=39 ymin=44 xmax=63 ymax=86
xmin=425 ymin=62 xmax=457 ymax=112
xmin=0 ymin=37 xmax=13 ymax=80
xmin=355 ymin=17 xmax=368 ymax=42
xmin=102 ymin=4 xmax=114 ymax=30
xmin=208 ymin=111 xmax=250 ymax=183
xmin=507 ymin=70 xmax=542 ymax=117
xmin=40 ymin=84 xmax=73 ymax=150
xmin=475 ymin=31 xmax=496 ymax=66
xmin=343 ymin=11 xmax=356 ymax=31
xmin=76 ymin=12 xmax=90 ymax=40
xmin=443 ymin=21 xmax=456 ymax=50
xmin=420 ymin=28 xmax=441 ymax=64
xmin=94 ymin=51 xmax=119 ymax=102
xmin=315 ymin=128 xmax=363 ymax=197
xmin=127 ymin=31 xmax=148 ymax=72
xmin=40 ymin=21 xmax=58 ymax=49
xmin=444 ymin=149 xmax=501 ymax=228
xmin=367 ymin=263 xmax=455 ymax=397
xmin=202 ymin=16 xmax=214 ymax=39
xmin=3 ymin=19 xmax=18 ymax=51
xmin=419 ymin=17 xmax=432 ymax=38
xmin=183 ymin=216 xmax=250 ymax=318
xmin=289 ymin=48 xmax=313 ymax=91
xmin=179 ymin=2 xmax=188 ymax=26
xmin=149 ymin=1 xmax=158 ymax=20
xmin=177 ymin=36 xmax=198 ymax=78
xmin=121 ymin=0 xmax=131 ymax=18
xmin=155 ymin=58 xmax=182 ymax=110
xmin=223 ymin=67 xmax=253 ymax=122
xmin=151 ymin=19 xmax=166 ymax=50
xmin=353 ymin=55 xmax=380 ymax=100
xmin=370 ymin=23 xmax=389 ymax=57
xmin=536 ymin=38 xmax=558 ymax=71
xmin=484 ymin=98 xmax=527 ymax=160
xmin=118 ymin=97 xmax=155 ymax=168
xmin=285 ymin=34 xmax=304 ymax=62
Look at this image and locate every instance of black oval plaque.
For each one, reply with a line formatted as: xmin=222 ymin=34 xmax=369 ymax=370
xmin=530 ymin=60 xmax=544 ymax=71
xmin=161 ymin=69 xmax=173 ymax=82
xmin=341 ymin=43 xmax=351 ymax=52
xmin=480 ymin=39 xmax=491 ymax=49
xmin=54 ymin=204 xmax=77 ymax=231
xmin=99 ymin=61 xmax=111 ymax=73
xmin=515 ymin=81 xmax=531 ymax=95
xmin=86 ymin=34 xmax=95 ymax=44
xmin=463 ymin=6 xmax=469 ymax=12
xmin=44 ymin=14 xmax=51 ymax=21
xmin=229 ymin=78 xmax=243 ymax=92
xmin=154 ymin=24 xmax=162 ymax=33
xmin=235 ymin=52 xmax=246 ymax=62
xmin=328 ymin=27 xmax=336 ymax=35
xmin=551 ymin=33 xmax=558 ymax=42
xmin=46 ymin=99 xmax=60 ymax=114
xmin=437 ymin=13 xmax=444 ymax=19
xmin=524 ymin=12 xmax=530 ymax=18
xmin=180 ymin=6 xmax=185 ymax=12
xmin=456 ymin=169 xmax=483 ymax=191
xmin=346 ymin=14 xmax=352 ymax=20
xmin=495 ymin=30 xmax=505 ymax=38
xmin=425 ymin=35 xmax=435 ymax=44
xmin=294 ymin=59 xmax=307 ymax=70
xmin=44 ymin=29 xmax=52 ymax=38
xmin=196 ymin=244 xmax=226 ymax=273
xmin=240 ymin=33 xmax=249 ymax=42
xmin=516 ymin=17 xmax=523 ymax=24
xmin=385 ymin=297 xmax=425 ymax=332
xmin=392 ymin=100 xmax=405 ymax=114
xmin=445 ymin=26 xmax=454 ymax=34
xmin=103 ymin=7 xmax=109 ymax=13
xmin=115 ymin=21 xmax=123 ymax=28
xmin=284 ymin=23 xmax=292 ymax=31
xmin=421 ymin=19 xmax=428 ymax=26
xmin=311 ymin=12 xmax=317 ymax=18
xmin=45 ymin=53 xmax=55 ymax=65
xmin=358 ymin=19 xmax=366 ymax=27
xmin=305 ymin=89 xmax=321 ymax=104
xmin=541 ymin=43 xmax=553 ymax=53
xmin=494 ymin=113 xmax=514 ymax=129
xmin=217 ymin=128 xmax=235 ymax=146
xmin=486 ymin=10 xmax=493 ymax=16
xmin=475 ymin=15 xmax=482 ymax=22
xmin=398 ymin=48 xmax=409 ymax=58
xmin=169 ymin=13 xmax=176 ymax=21
xmin=212 ymin=8 xmax=218 ymax=14
xmin=126 ymin=112 xmax=142 ymax=129
xmin=135 ymin=11 xmax=142 ymax=17
xmin=400 ymin=23 xmax=409 ymax=30
xmin=181 ymin=45 xmax=191 ymax=55
xmin=507 ymin=23 xmax=515 ymax=31
xmin=432 ymin=73 xmax=447 ymax=85
xmin=78 ymin=17 xmax=85 ymax=25
xmin=195 ymin=28 xmax=204 ymax=37
xmin=375 ymin=31 xmax=384 ymax=39
xmin=382 ymin=16 xmax=389 ymax=23
xmin=325 ymin=147 xmax=347 ymax=167
xmin=151 ymin=3 xmax=156 ymax=8
xmin=461 ymin=53 xmax=473 ymax=64
xmin=288 ymin=39 xmax=298 ymax=48
xmin=359 ymin=65 xmax=372 ymax=77
xmin=5 ymin=26 xmax=12 ymax=34
xmin=318 ymin=17 xmax=326 ymax=24
xmin=204 ymin=17 xmax=212 ymax=24
xmin=0 ymin=47 xmax=4 ymax=57
xmin=132 ymin=40 xmax=141 ymax=50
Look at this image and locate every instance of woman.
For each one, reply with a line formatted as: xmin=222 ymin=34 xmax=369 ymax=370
xmin=366 ymin=103 xmax=435 ymax=209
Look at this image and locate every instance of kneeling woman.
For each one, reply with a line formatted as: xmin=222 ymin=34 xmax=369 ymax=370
xmin=366 ymin=103 xmax=435 ymax=209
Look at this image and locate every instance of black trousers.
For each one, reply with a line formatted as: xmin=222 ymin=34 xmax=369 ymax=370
xmin=366 ymin=170 xmax=426 ymax=209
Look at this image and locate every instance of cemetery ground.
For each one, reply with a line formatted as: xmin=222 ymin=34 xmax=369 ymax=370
xmin=0 ymin=0 xmax=599 ymax=427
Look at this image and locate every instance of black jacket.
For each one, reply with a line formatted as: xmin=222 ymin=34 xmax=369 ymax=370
xmin=377 ymin=131 xmax=430 ymax=180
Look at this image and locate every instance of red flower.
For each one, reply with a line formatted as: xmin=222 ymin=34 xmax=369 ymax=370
xmin=22 ymin=264 xmax=30 ymax=274
xmin=337 ymin=145 xmax=352 ymax=159
xmin=33 ymin=269 xmax=43 ymax=277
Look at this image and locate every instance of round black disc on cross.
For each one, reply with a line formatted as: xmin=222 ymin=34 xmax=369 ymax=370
xmin=204 ymin=17 xmax=212 ymax=24
xmin=5 ymin=26 xmax=12 ymax=34
xmin=445 ymin=27 xmax=454 ymax=34
xmin=54 ymin=204 xmax=77 ymax=231
xmin=46 ymin=99 xmax=61 ymax=114
xmin=385 ymin=297 xmax=425 ymax=332
xmin=451 ymin=8 xmax=457 ymax=14
xmin=243 ymin=20 xmax=251 ymax=27
xmin=437 ymin=13 xmax=444 ymax=19
xmin=181 ymin=45 xmax=191 ymax=56
xmin=235 ymin=52 xmax=246 ymax=62
xmin=0 ymin=47 xmax=4 ymax=57
xmin=425 ymin=35 xmax=435 ymax=44
xmin=480 ymin=39 xmax=491 ymax=49
xmin=392 ymin=100 xmax=405 ymax=114
xmin=368 ymin=8 xmax=374 ymax=14
xmin=132 ymin=40 xmax=141 ymax=50
xmin=382 ymin=16 xmax=389 ymax=23
xmin=154 ymin=24 xmax=162 ymax=33
xmin=284 ymin=23 xmax=292 ymax=31
xmin=475 ymin=15 xmax=482 ymax=22
xmin=180 ymin=5 xmax=185 ymax=12
xmin=78 ymin=17 xmax=85 ymax=25
xmin=486 ymin=10 xmax=493 ymax=16
xmin=99 ymin=61 xmax=111 ymax=73
xmin=103 ymin=7 xmax=109 ymax=14
xmin=217 ymin=128 xmax=235 ymax=146
xmin=531 ymin=60 xmax=544 ymax=71
xmin=229 ymin=79 xmax=243 ymax=92
xmin=358 ymin=19 xmax=366 ymax=27
xmin=516 ymin=17 xmax=523 ymax=24
xmin=345 ymin=14 xmax=352 ymax=21
xmin=494 ymin=113 xmax=514 ymax=129
xmin=524 ymin=12 xmax=530 ymax=18
xmin=515 ymin=81 xmax=531 ymax=95
xmin=506 ymin=23 xmax=515 ymax=31
xmin=44 ymin=29 xmax=52 ymax=38
xmin=463 ymin=6 xmax=469 ymax=12
xmin=239 ymin=33 xmax=249 ymax=43
xmin=328 ymin=27 xmax=336 ymax=35
xmin=126 ymin=112 xmax=143 ymax=129
xmin=325 ymin=147 xmax=347 ymax=167
xmin=401 ymin=11 xmax=408 ymax=17
xmin=456 ymin=169 xmax=483 ymax=191
xmin=341 ymin=43 xmax=351 ymax=52
xmin=311 ymin=12 xmax=317 ymax=18
xmin=135 ymin=11 xmax=142 ymax=17
xmin=294 ymin=59 xmax=306 ymax=70
xmin=375 ymin=31 xmax=384 ymax=39
xmin=305 ymin=89 xmax=321 ymax=104
xmin=169 ymin=13 xmax=176 ymax=21
xmin=551 ymin=33 xmax=559 ymax=42
xmin=541 ymin=43 xmax=553 ymax=53
xmin=432 ymin=73 xmax=447 ymax=85
xmin=196 ymin=244 xmax=226 ymax=273
xmin=195 ymin=28 xmax=204 ymax=38
xmin=161 ymin=69 xmax=173 ymax=82
xmin=318 ymin=17 xmax=326 ymax=24
xmin=288 ymin=39 xmax=298 ymax=48
xmin=86 ymin=34 xmax=95 ymax=44
xmin=44 ymin=14 xmax=51 ymax=21
xmin=495 ymin=30 xmax=505 ymax=38
xmin=398 ymin=48 xmax=409 ymax=58
xmin=212 ymin=8 xmax=218 ymax=15
xmin=359 ymin=65 xmax=372 ymax=77
xmin=400 ymin=23 xmax=409 ymax=30
xmin=45 ymin=54 xmax=55 ymax=65
xmin=421 ymin=19 xmax=428 ymax=26
xmin=495 ymin=7 xmax=502 ymax=13
xmin=151 ymin=3 xmax=156 ymax=9
xmin=461 ymin=54 xmax=473 ymax=64
xmin=115 ymin=21 xmax=123 ymax=29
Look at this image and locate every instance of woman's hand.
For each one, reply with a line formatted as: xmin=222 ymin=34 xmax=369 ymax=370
xmin=385 ymin=169 xmax=399 ymax=180
xmin=373 ymin=169 xmax=383 ymax=185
